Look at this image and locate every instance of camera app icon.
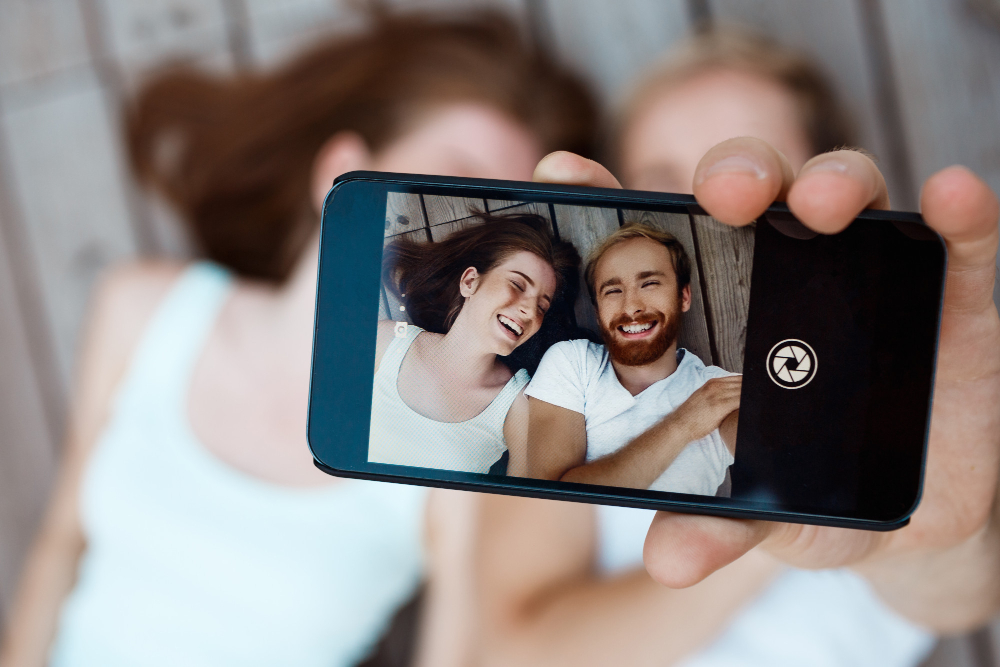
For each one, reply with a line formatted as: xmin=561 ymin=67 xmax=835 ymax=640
xmin=767 ymin=339 xmax=817 ymax=389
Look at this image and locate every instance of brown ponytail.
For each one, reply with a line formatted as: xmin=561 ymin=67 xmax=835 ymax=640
xmin=125 ymin=10 xmax=597 ymax=282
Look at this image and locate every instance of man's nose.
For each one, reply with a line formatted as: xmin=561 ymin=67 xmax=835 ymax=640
xmin=623 ymin=289 xmax=644 ymax=316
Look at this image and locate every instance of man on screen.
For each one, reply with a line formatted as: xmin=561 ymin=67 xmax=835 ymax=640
xmin=524 ymin=222 xmax=741 ymax=494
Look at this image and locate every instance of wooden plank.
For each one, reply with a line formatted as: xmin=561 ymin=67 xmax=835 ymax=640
xmin=879 ymin=0 xmax=1000 ymax=204
xmin=622 ymin=209 xmax=714 ymax=367
xmin=707 ymin=0 xmax=915 ymax=209
xmin=0 ymin=206 xmax=58 ymax=622
xmin=95 ymin=0 xmax=235 ymax=88
xmin=385 ymin=192 xmax=428 ymax=237
xmin=551 ymin=204 xmax=619 ymax=333
xmin=486 ymin=199 xmax=527 ymax=211
xmin=241 ymin=0 xmax=363 ymax=67
xmin=487 ymin=201 xmax=555 ymax=236
xmin=422 ymin=195 xmax=486 ymax=226
xmin=539 ymin=0 xmax=690 ymax=104
xmin=428 ymin=215 xmax=484 ymax=242
xmin=1 ymin=73 xmax=138 ymax=386
xmin=879 ymin=0 xmax=1000 ymax=312
xmin=690 ymin=215 xmax=753 ymax=373
xmin=0 ymin=0 xmax=92 ymax=88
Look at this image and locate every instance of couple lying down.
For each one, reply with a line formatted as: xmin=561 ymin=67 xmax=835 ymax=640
xmin=370 ymin=214 xmax=740 ymax=498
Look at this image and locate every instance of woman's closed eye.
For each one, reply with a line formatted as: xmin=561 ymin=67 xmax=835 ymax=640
xmin=510 ymin=279 xmax=526 ymax=292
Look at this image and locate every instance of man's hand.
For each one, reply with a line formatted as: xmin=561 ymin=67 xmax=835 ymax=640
xmin=533 ymin=141 xmax=1000 ymax=631
xmin=670 ymin=376 xmax=742 ymax=443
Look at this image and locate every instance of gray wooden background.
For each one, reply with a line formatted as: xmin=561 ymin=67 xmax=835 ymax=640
xmin=2 ymin=0 xmax=1000 ymax=662
xmin=382 ymin=194 xmax=753 ymax=373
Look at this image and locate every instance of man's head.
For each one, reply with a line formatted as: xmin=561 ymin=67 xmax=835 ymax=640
xmin=585 ymin=223 xmax=692 ymax=366
xmin=614 ymin=29 xmax=854 ymax=193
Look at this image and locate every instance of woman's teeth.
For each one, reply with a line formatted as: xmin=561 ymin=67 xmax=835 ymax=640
xmin=498 ymin=314 xmax=523 ymax=336
xmin=621 ymin=322 xmax=654 ymax=334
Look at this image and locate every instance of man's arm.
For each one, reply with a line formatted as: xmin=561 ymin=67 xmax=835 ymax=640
xmin=473 ymin=495 xmax=780 ymax=667
xmin=530 ymin=377 xmax=741 ymax=490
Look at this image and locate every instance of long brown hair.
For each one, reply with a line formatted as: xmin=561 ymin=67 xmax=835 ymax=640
xmin=383 ymin=213 xmax=579 ymax=335
xmin=126 ymin=10 xmax=597 ymax=282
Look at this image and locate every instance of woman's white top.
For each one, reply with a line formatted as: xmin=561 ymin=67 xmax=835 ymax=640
xmin=596 ymin=504 xmax=935 ymax=666
xmin=50 ymin=263 xmax=427 ymax=667
xmin=368 ymin=323 xmax=529 ymax=473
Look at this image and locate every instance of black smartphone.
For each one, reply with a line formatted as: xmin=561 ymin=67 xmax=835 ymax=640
xmin=307 ymin=171 xmax=946 ymax=530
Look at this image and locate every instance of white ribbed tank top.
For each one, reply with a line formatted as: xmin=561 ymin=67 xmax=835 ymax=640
xmin=50 ymin=263 xmax=427 ymax=667
xmin=367 ymin=323 xmax=529 ymax=474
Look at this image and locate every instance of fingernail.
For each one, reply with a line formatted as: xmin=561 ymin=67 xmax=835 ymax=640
xmin=696 ymin=155 xmax=768 ymax=185
xmin=800 ymin=159 xmax=850 ymax=175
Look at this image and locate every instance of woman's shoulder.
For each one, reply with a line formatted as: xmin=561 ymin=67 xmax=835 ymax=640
xmin=67 ymin=259 xmax=190 ymax=459
xmin=88 ymin=260 xmax=189 ymax=364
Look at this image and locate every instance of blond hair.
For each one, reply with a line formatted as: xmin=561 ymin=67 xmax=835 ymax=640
xmin=584 ymin=222 xmax=691 ymax=303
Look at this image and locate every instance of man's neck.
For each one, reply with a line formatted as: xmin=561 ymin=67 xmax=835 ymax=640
xmin=610 ymin=342 xmax=680 ymax=396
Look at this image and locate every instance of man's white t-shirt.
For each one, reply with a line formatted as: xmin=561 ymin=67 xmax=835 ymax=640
xmin=524 ymin=339 xmax=734 ymax=495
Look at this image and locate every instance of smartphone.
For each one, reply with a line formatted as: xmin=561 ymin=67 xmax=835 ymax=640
xmin=307 ymin=171 xmax=946 ymax=530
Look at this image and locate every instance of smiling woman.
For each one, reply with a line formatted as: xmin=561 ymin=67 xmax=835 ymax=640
xmin=370 ymin=212 xmax=580 ymax=475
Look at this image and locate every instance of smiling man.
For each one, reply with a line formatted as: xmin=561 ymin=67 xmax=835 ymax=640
xmin=524 ymin=222 xmax=742 ymax=494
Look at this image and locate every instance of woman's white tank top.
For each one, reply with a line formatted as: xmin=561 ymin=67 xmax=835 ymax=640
xmin=49 ymin=263 xmax=427 ymax=667
xmin=367 ymin=323 xmax=529 ymax=474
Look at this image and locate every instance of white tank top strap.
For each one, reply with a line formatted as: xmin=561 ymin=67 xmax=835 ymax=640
xmin=113 ymin=262 xmax=233 ymax=415
xmin=377 ymin=322 xmax=423 ymax=384
xmin=478 ymin=368 xmax=530 ymax=426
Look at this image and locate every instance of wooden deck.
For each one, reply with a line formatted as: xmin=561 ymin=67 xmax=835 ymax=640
xmin=1 ymin=1 xmax=999 ymax=661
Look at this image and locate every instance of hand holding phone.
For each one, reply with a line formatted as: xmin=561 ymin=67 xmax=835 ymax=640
xmin=536 ymin=141 xmax=1000 ymax=631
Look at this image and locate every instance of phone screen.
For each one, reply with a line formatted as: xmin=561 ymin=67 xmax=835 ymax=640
xmin=310 ymin=175 xmax=945 ymax=528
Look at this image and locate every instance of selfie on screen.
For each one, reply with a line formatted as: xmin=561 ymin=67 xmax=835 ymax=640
xmin=369 ymin=193 xmax=753 ymax=498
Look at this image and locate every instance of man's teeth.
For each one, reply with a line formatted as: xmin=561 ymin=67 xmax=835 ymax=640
xmin=498 ymin=314 xmax=523 ymax=336
xmin=621 ymin=322 xmax=654 ymax=334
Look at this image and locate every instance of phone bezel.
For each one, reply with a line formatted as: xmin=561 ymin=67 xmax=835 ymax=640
xmin=307 ymin=171 xmax=946 ymax=531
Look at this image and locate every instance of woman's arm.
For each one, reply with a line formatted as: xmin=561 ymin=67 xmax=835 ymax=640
xmin=0 ymin=262 xmax=182 ymax=667
xmin=474 ymin=495 xmax=779 ymax=667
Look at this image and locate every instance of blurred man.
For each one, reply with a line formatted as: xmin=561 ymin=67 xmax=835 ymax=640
xmin=473 ymin=29 xmax=996 ymax=667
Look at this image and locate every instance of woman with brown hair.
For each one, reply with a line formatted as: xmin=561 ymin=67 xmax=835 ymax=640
xmin=0 ymin=10 xmax=595 ymax=667
xmin=371 ymin=213 xmax=579 ymax=475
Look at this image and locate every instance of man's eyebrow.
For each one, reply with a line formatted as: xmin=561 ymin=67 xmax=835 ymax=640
xmin=637 ymin=270 xmax=667 ymax=280
xmin=598 ymin=277 xmax=623 ymax=292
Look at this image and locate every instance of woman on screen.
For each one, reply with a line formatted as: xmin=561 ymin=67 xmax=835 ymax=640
xmin=370 ymin=213 xmax=579 ymax=476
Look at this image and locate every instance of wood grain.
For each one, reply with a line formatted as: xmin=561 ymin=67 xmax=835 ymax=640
xmin=708 ymin=0 xmax=915 ymax=209
xmin=385 ymin=192 xmax=428 ymax=237
xmin=242 ymin=0 xmax=363 ymax=66
xmin=879 ymin=0 xmax=1000 ymax=200
xmin=0 ymin=208 xmax=57 ymax=622
xmin=1 ymin=74 xmax=138 ymax=386
xmin=690 ymin=215 xmax=754 ymax=373
xmin=539 ymin=0 xmax=690 ymax=103
xmin=622 ymin=209 xmax=714 ymax=367
xmin=422 ymin=195 xmax=486 ymax=226
xmin=0 ymin=0 xmax=92 ymax=88
xmin=551 ymin=204 xmax=619 ymax=333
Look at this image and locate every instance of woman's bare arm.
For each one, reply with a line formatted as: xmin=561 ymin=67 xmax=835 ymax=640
xmin=474 ymin=495 xmax=779 ymax=667
xmin=0 ymin=262 xmax=182 ymax=667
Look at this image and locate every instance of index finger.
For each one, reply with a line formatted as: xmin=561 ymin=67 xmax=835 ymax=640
xmin=533 ymin=151 xmax=623 ymax=189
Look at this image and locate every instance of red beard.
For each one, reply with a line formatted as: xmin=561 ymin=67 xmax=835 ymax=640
xmin=600 ymin=308 xmax=681 ymax=367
